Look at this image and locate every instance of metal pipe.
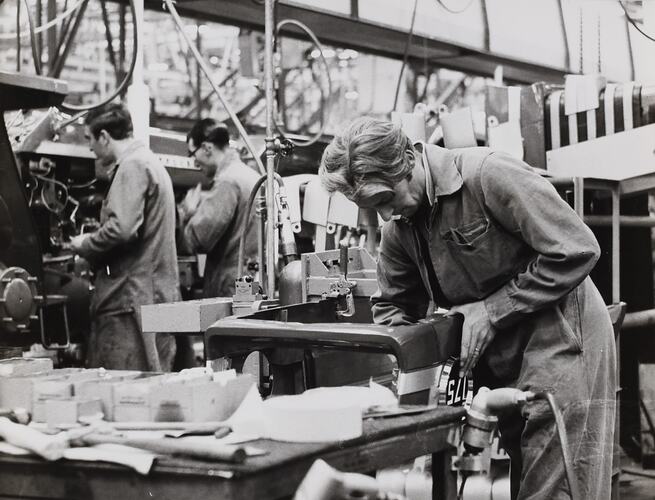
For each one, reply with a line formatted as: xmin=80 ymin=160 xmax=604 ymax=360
xmin=257 ymin=197 xmax=266 ymax=293
xmin=47 ymin=0 xmax=57 ymax=72
xmin=264 ymin=0 xmax=277 ymax=296
xmin=584 ymin=215 xmax=655 ymax=227
xmin=16 ymin=0 xmax=21 ymax=72
xmin=163 ymin=0 xmax=265 ymax=176
xmin=622 ymin=309 xmax=655 ymax=330
xmin=195 ymin=22 xmax=202 ymax=120
xmin=51 ymin=0 xmax=90 ymax=78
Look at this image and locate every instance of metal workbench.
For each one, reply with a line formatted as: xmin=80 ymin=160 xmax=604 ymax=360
xmin=0 ymin=406 xmax=465 ymax=500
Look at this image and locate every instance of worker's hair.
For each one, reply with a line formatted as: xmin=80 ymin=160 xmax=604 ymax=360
xmin=319 ymin=116 xmax=414 ymax=205
xmin=187 ymin=118 xmax=230 ymax=150
xmin=85 ymin=102 xmax=133 ymax=140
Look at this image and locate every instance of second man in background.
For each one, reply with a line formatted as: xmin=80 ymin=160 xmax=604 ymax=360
xmin=178 ymin=119 xmax=259 ymax=297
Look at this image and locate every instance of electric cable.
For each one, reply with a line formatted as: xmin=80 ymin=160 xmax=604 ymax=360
xmin=619 ymin=0 xmax=655 ymax=43
xmin=533 ymin=392 xmax=581 ymax=500
xmin=33 ymin=174 xmax=69 ymax=214
xmin=21 ymin=0 xmax=41 ymax=74
xmin=56 ymin=0 xmax=138 ymax=113
xmin=0 ymin=0 xmax=84 ymax=39
xmin=274 ymin=18 xmax=332 ymax=148
xmin=21 ymin=0 xmax=42 ymax=75
xmin=436 ymin=0 xmax=475 ymax=15
xmin=392 ymin=0 xmax=418 ymax=111
xmin=164 ymin=0 xmax=266 ymax=175
xmin=236 ymin=172 xmax=286 ymax=279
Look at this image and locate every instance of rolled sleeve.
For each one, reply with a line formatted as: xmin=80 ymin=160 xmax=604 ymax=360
xmin=480 ymin=153 xmax=600 ymax=329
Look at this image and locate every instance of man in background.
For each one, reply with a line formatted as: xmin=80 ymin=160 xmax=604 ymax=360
xmin=178 ymin=118 xmax=259 ymax=297
xmin=69 ymin=102 xmax=180 ymax=371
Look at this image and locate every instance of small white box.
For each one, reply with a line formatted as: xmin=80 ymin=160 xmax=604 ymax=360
xmin=112 ymin=374 xmax=172 ymax=422
xmin=75 ymin=372 xmax=143 ymax=421
xmin=150 ymin=374 xmax=254 ymax=422
xmin=0 ymin=357 xmax=53 ymax=377
xmin=45 ymin=398 xmax=103 ymax=428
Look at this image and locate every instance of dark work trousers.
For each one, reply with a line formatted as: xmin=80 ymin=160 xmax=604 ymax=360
xmin=476 ymin=279 xmax=617 ymax=500
xmin=87 ymin=311 xmax=176 ymax=371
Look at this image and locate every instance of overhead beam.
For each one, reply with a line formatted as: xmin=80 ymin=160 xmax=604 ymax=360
xmin=115 ymin=0 xmax=569 ymax=84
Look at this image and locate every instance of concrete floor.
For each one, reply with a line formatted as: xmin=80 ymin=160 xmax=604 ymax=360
xmin=619 ymin=456 xmax=655 ymax=500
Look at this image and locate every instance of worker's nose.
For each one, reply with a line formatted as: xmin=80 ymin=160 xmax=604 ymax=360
xmin=376 ymin=206 xmax=393 ymax=222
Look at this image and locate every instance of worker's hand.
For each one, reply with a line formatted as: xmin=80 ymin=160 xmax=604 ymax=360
xmin=448 ymin=300 xmax=497 ymax=378
xmin=68 ymin=233 xmax=89 ymax=254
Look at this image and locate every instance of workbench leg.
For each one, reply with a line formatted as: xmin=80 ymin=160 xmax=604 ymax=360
xmin=432 ymin=448 xmax=457 ymax=500
xmin=612 ymin=188 xmax=620 ymax=304
xmin=573 ymin=177 xmax=584 ymax=218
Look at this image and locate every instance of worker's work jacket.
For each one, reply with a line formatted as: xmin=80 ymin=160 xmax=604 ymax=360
xmin=373 ymin=144 xmax=607 ymax=381
xmin=372 ymin=144 xmax=616 ymax=499
xmin=79 ymin=140 xmax=180 ymax=317
xmin=180 ymin=153 xmax=259 ymax=298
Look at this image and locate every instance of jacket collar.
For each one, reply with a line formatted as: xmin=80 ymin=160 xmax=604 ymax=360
xmin=419 ymin=143 xmax=463 ymax=201
xmin=114 ymin=139 xmax=145 ymax=167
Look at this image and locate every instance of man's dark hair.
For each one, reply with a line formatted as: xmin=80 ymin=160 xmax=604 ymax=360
xmin=85 ymin=102 xmax=134 ymax=140
xmin=187 ymin=118 xmax=229 ymax=149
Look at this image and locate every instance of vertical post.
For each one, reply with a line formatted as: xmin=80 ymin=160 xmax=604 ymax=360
xmin=573 ymin=177 xmax=584 ymax=218
xmin=264 ymin=0 xmax=277 ymax=297
xmin=612 ymin=187 xmax=620 ymax=304
xmin=47 ymin=0 xmax=57 ymax=72
xmin=36 ymin=0 xmax=43 ymax=61
xmin=195 ymin=23 xmax=202 ymax=120
xmin=16 ymin=1 xmax=21 ymax=72
xmin=99 ymin=46 xmax=106 ymax=100
xmin=126 ymin=0 xmax=150 ymax=145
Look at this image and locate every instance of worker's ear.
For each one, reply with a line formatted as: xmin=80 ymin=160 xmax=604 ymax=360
xmin=98 ymin=129 xmax=111 ymax=145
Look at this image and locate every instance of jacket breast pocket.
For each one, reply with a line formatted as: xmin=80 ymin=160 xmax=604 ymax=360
xmin=443 ymin=218 xmax=523 ymax=295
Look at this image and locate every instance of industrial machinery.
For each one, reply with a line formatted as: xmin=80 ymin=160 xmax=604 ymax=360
xmin=0 ymin=71 xmax=72 ymax=353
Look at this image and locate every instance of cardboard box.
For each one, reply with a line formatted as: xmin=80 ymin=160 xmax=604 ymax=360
xmin=45 ymin=398 xmax=103 ymax=428
xmin=75 ymin=371 xmax=143 ymax=421
xmin=112 ymin=374 xmax=173 ymax=422
xmin=0 ymin=368 xmax=84 ymax=412
xmin=150 ymin=374 xmax=255 ymax=422
xmin=0 ymin=357 xmax=53 ymax=377
xmin=32 ymin=370 xmax=106 ymax=422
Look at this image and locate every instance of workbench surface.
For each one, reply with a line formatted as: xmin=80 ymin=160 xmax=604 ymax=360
xmin=0 ymin=405 xmax=465 ymax=500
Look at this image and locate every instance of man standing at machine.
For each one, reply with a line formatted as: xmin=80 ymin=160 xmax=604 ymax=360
xmin=319 ymin=117 xmax=616 ymax=500
xmin=178 ymin=118 xmax=259 ymax=298
xmin=69 ymin=102 xmax=180 ymax=371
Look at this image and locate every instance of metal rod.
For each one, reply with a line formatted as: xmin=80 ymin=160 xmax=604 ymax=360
xmin=573 ymin=177 xmax=584 ymax=217
xmin=622 ymin=309 xmax=655 ymax=330
xmin=99 ymin=0 xmax=119 ymax=83
xmin=47 ymin=0 xmax=57 ymax=72
xmin=257 ymin=197 xmax=266 ymax=293
xmin=36 ymin=0 xmax=43 ymax=60
xmin=119 ymin=2 xmax=126 ymax=75
xmin=16 ymin=1 xmax=21 ymax=72
xmin=195 ymin=23 xmax=202 ymax=120
xmin=264 ymin=0 xmax=277 ymax=296
xmin=584 ymin=215 xmax=655 ymax=227
xmin=51 ymin=0 xmax=90 ymax=78
xmin=163 ymin=0 xmax=265 ymax=176
xmin=611 ymin=189 xmax=620 ymax=304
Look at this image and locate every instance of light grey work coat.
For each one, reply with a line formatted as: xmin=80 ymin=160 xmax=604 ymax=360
xmin=372 ymin=144 xmax=616 ymax=500
xmin=180 ymin=153 xmax=259 ymax=298
xmin=78 ymin=140 xmax=180 ymax=369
